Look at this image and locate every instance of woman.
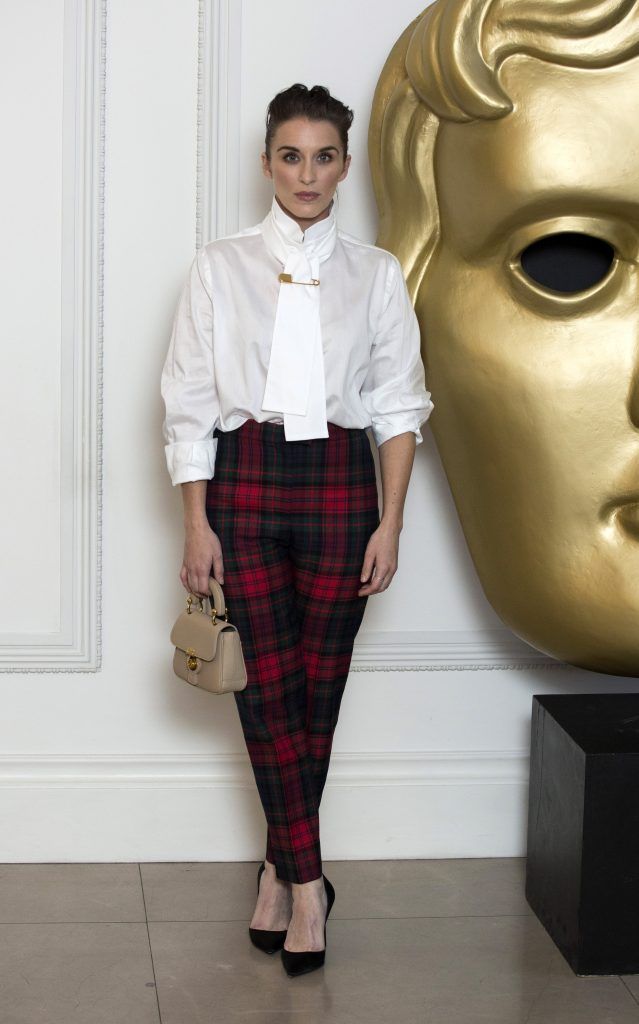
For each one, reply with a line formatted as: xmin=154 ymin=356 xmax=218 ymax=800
xmin=160 ymin=83 xmax=433 ymax=977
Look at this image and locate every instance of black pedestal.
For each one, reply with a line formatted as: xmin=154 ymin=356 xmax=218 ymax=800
xmin=526 ymin=694 xmax=639 ymax=975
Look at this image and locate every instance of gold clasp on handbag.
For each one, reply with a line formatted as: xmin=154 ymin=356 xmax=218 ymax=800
xmin=278 ymin=272 xmax=320 ymax=286
xmin=186 ymin=594 xmax=204 ymax=615
xmin=186 ymin=647 xmax=199 ymax=671
xmin=209 ymin=605 xmax=229 ymax=625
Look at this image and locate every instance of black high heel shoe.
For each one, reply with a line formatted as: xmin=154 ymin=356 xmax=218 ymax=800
xmin=248 ymin=861 xmax=290 ymax=954
xmin=281 ymin=873 xmax=335 ymax=977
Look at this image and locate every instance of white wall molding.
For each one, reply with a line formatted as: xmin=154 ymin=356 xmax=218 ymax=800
xmin=350 ymin=629 xmax=563 ymax=671
xmin=0 ymin=749 xmax=529 ymax=789
xmin=0 ymin=0 xmax=105 ymax=672
xmin=197 ymin=0 xmax=242 ymax=247
xmin=0 ymin=748 xmax=530 ymax=860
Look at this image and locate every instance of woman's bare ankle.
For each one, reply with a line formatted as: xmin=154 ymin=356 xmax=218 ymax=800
xmin=263 ymin=859 xmax=290 ymax=886
xmin=291 ymin=875 xmax=325 ymax=898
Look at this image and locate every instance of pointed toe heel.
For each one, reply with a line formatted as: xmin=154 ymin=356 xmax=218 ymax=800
xmin=281 ymin=873 xmax=335 ymax=977
xmin=248 ymin=861 xmax=289 ymax=954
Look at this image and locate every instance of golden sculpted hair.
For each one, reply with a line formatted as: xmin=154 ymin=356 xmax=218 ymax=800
xmin=369 ymin=0 xmax=639 ymax=301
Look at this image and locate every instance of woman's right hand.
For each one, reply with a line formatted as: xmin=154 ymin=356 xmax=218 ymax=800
xmin=180 ymin=521 xmax=225 ymax=598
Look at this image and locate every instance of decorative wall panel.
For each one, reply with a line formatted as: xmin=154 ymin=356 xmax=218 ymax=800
xmin=0 ymin=0 xmax=104 ymax=670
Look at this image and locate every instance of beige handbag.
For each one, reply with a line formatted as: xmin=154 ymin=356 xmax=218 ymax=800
xmin=170 ymin=577 xmax=247 ymax=693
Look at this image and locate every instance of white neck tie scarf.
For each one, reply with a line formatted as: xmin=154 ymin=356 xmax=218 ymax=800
xmin=260 ymin=195 xmax=337 ymax=440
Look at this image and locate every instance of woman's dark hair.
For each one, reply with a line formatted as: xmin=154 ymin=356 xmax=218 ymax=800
xmin=264 ymin=83 xmax=354 ymax=160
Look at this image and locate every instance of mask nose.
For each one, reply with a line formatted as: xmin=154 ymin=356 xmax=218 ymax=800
xmin=627 ymin=299 xmax=639 ymax=427
xmin=628 ymin=363 xmax=639 ymax=430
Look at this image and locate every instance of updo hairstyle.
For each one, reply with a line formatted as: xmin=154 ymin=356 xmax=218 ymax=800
xmin=264 ymin=83 xmax=354 ymax=160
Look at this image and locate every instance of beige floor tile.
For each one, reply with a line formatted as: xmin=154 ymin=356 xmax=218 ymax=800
xmin=526 ymin=958 xmax=639 ymax=1024
xmin=620 ymin=976 xmax=639 ymax=1002
xmin=2 ymin=859 xmax=636 ymax=1023
xmin=141 ymin=860 xmax=262 ymax=921
xmin=0 ymin=922 xmax=159 ymax=1024
xmin=324 ymin=857 xmax=532 ymax=919
xmin=0 ymin=863 xmax=145 ymax=922
xmin=148 ymin=913 xmax=639 ymax=1024
xmin=140 ymin=857 xmax=532 ymax=923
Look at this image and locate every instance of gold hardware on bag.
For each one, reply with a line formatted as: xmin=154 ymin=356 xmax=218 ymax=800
xmin=209 ymin=605 xmax=229 ymax=624
xmin=186 ymin=650 xmax=199 ymax=671
xmin=278 ymin=272 xmax=320 ymax=286
xmin=186 ymin=594 xmax=204 ymax=615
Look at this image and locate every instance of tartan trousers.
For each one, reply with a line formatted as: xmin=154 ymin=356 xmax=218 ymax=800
xmin=205 ymin=418 xmax=380 ymax=883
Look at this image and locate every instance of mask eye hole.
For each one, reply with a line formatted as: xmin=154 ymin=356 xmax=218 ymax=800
xmin=519 ymin=231 xmax=615 ymax=294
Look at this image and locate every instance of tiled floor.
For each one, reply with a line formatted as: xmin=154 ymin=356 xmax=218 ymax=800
xmin=1 ymin=858 xmax=639 ymax=1023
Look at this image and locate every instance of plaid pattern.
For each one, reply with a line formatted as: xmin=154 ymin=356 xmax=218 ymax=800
xmin=205 ymin=418 xmax=380 ymax=882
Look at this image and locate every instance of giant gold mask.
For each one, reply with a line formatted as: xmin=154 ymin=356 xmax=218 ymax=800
xmin=369 ymin=0 xmax=639 ymax=675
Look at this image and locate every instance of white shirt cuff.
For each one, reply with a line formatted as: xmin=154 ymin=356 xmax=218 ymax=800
xmin=164 ymin=438 xmax=218 ymax=486
xmin=371 ymin=415 xmax=430 ymax=449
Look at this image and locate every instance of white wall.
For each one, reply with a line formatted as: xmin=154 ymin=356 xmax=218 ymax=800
xmin=0 ymin=0 xmax=632 ymax=863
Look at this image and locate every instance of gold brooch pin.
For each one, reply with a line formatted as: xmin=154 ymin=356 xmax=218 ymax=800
xmin=278 ymin=272 xmax=320 ymax=286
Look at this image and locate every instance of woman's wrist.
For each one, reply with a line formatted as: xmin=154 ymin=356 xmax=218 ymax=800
xmin=180 ymin=480 xmax=209 ymax=533
xmin=380 ymin=512 xmax=403 ymax=532
xmin=184 ymin=514 xmax=210 ymax=533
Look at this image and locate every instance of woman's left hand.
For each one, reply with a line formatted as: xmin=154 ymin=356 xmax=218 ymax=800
xmin=358 ymin=520 xmax=401 ymax=596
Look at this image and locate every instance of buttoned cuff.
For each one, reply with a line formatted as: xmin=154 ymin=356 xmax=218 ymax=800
xmin=164 ymin=438 xmax=218 ymax=486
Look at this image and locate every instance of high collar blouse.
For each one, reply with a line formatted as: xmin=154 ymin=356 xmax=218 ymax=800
xmin=160 ymin=197 xmax=434 ymax=486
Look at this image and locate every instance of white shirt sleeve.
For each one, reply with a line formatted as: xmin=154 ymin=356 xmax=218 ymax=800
xmin=160 ymin=247 xmax=220 ymax=486
xmin=360 ymin=254 xmax=434 ymax=448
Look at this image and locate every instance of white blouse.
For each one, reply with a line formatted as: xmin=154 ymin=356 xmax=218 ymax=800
xmin=160 ymin=198 xmax=434 ymax=486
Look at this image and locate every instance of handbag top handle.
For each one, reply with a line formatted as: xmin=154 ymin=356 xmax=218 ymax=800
xmin=208 ymin=576 xmax=227 ymax=618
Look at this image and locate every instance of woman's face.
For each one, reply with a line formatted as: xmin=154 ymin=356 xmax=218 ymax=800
xmin=261 ymin=116 xmax=351 ymax=228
